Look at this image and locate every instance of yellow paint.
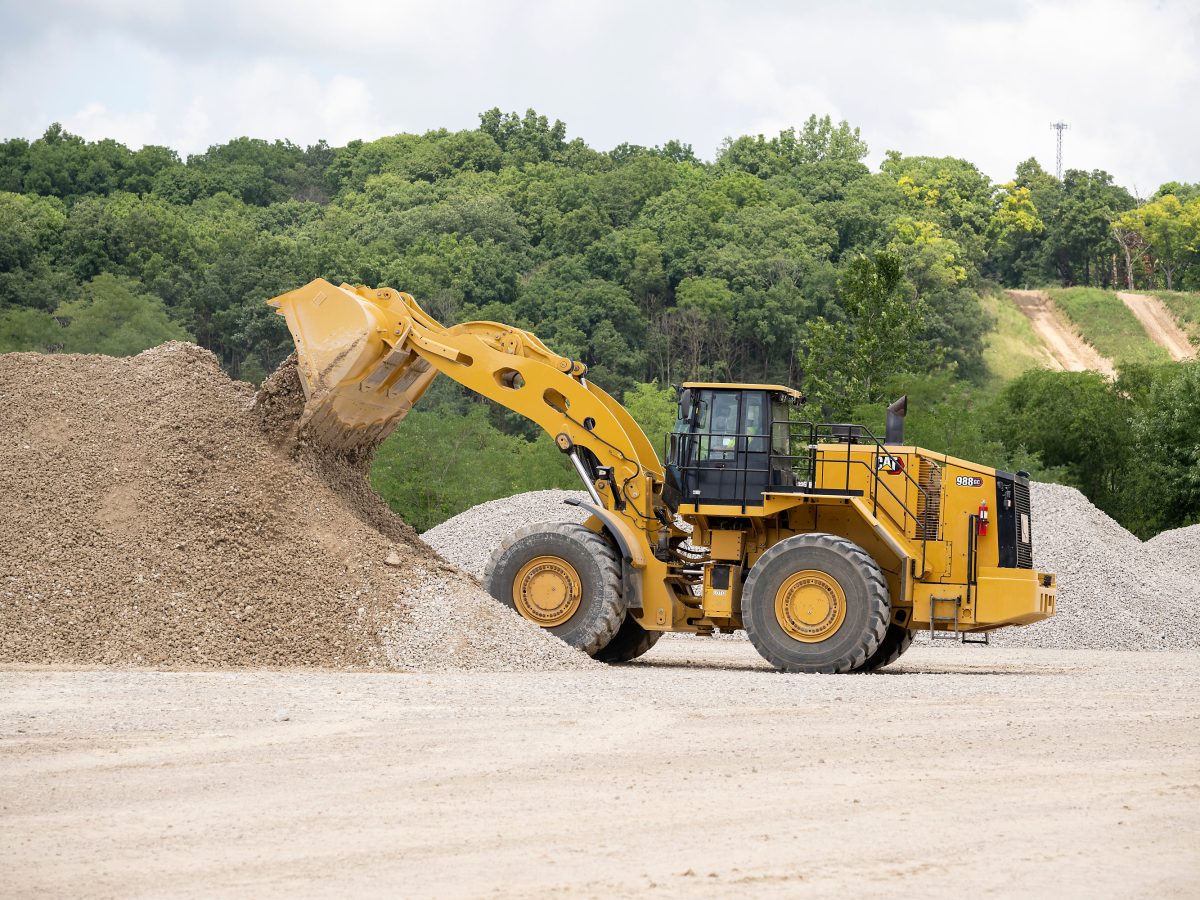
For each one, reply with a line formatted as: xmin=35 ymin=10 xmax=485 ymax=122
xmin=774 ymin=569 xmax=847 ymax=642
xmin=700 ymin=564 xmax=743 ymax=620
xmin=682 ymin=380 xmax=805 ymax=401
xmin=513 ymin=555 xmax=582 ymax=626
xmin=708 ymin=530 xmax=745 ymax=561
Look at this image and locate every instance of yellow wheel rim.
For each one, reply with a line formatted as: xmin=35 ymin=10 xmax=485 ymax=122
xmin=774 ymin=569 xmax=847 ymax=643
xmin=513 ymin=555 xmax=582 ymax=626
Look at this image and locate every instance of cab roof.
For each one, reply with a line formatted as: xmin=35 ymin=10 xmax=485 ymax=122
xmin=681 ymin=382 xmax=805 ymax=401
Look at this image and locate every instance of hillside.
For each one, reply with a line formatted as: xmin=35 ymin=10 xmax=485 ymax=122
xmin=1003 ymin=289 xmax=1114 ymax=376
xmin=996 ymin=285 xmax=1197 ymax=375
xmin=1154 ymin=291 xmax=1200 ymax=347
xmin=1049 ymin=287 xmax=1173 ymax=367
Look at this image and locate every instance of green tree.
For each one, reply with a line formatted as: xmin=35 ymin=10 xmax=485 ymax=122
xmin=623 ymin=381 xmax=677 ymax=451
xmin=986 ymin=181 xmax=1045 ymax=285
xmin=0 ymin=307 xmax=62 ymax=352
xmin=370 ymin=403 xmax=575 ymax=531
xmin=674 ymin=275 xmax=737 ymax=379
xmin=1121 ymin=194 xmax=1200 ymax=290
xmin=989 ymin=369 xmax=1133 ymax=517
xmin=56 ymin=274 xmax=191 ymax=356
xmin=1043 ymin=169 xmax=1134 ymax=286
xmin=0 ymin=192 xmax=68 ymax=273
xmin=478 ymin=108 xmax=568 ymax=165
xmin=717 ymin=115 xmax=870 ymax=202
xmin=801 ymin=252 xmax=931 ymax=413
xmin=1131 ymin=363 xmax=1200 ymax=533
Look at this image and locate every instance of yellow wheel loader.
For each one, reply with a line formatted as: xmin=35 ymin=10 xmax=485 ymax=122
xmin=269 ymin=279 xmax=1056 ymax=672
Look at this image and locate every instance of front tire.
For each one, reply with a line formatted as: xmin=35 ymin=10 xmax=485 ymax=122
xmin=742 ymin=533 xmax=889 ymax=673
xmin=484 ymin=523 xmax=625 ymax=656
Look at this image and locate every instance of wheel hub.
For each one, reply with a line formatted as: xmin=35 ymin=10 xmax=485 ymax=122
xmin=513 ymin=555 xmax=582 ymax=626
xmin=774 ymin=569 xmax=847 ymax=642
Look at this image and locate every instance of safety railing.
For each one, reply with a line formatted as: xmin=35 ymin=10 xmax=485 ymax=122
xmin=669 ymin=419 xmax=938 ymax=571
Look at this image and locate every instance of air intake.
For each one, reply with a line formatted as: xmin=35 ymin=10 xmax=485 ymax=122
xmin=916 ymin=457 xmax=941 ymax=540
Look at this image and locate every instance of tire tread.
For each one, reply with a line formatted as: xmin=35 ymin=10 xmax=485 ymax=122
xmin=742 ymin=532 xmax=889 ymax=674
xmin=484 ymin=522 xmax=625 ymax=656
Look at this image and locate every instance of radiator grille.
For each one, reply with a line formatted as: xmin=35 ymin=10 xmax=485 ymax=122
xmin=916 ymin=458 xmax=941 ymax=541
xmin=1015 ymin=479 xmax=1033 ymax=569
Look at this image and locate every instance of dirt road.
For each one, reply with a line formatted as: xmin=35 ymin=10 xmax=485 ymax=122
xmin=3 ymin=642 xmax=1198 ymax=898
xmin=1117 ymin=292 xmax=1196 ymax=361
xmin=1006 ymin=290 xmax=1116 ymax=376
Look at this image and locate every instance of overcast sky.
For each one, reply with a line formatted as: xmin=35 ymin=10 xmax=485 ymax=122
xmin=1 ymin=0 xmax=1196 ymax=193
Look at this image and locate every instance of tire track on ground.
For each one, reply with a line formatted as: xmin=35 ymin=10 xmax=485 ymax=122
xmin=1116 ymin=292 xmax=1195 ymax=361
xmin=1005 ymin=290 xmax=1116 ymax=377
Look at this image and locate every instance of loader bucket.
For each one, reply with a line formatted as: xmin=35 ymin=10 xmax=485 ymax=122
xmin=268 ymin=279 xmax=439 ymax=455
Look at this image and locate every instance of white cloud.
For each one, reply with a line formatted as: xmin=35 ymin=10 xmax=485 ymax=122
xmin=1 ymin=0 xmax=1197 ymax=188
xmin=63 ymin=102 xmax=159 ymax=148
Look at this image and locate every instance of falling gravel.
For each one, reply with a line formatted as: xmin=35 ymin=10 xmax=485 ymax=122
xmin=0 ymin=344 xmax=588 ymax=672
xmin=426 ymin=485 xmax=1200 ymax=651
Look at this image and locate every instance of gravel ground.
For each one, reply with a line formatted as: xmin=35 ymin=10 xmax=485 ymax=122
xmin=425 ymin=484 xmax=1200 ymax=651
xmin=2 ymin=642 xmax=1197 ymax=898
xmin=0 ymin=347 xmax=586 ymax=673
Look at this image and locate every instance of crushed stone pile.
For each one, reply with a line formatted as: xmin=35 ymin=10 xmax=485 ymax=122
xmin=0 ymin=344 xmax=587 ymax=671
xmin=426 ymin=486 xmax=1200 ymax=652
xmin=1145 ymin=523 xmax=1200 ymax=585
xmin=424 ymin=490 xmax=590 ymax=579
xmin=993 ymin=483 xmax=1199 ymax=650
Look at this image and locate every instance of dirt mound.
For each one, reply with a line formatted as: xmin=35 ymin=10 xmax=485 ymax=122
xmin=0 ymin=344 xmax=587 ymax=671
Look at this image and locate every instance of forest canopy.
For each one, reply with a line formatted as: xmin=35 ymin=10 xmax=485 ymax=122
xmin=2 ymin=110 xmax=1197 ymax=533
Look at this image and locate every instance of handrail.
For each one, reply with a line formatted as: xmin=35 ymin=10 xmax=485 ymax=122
xmin=671 ymin=416 xmax=937 ymax=574
xmin=807 ymin=421 xmax=934 ymax=575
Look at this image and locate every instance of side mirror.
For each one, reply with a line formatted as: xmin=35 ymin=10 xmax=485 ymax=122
xmin=679 ymin=389 xmax=694 ymax=423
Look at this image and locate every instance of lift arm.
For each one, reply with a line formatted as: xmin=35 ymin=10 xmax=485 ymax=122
xmin=268 ymin=279 xmax=668 ymax=532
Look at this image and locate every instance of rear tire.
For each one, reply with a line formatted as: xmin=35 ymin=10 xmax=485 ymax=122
xmin=853 ymin=623 xmax=914 ymax=672
xmin=741 ymin=533 xmax=889 ymax=673
xmin=593 ymin=613 xmax=661 ymax=663
xmin=484 ymin=522 xmax=625 ymax=656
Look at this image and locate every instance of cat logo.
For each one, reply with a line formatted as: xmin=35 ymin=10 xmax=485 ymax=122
xmin=876 ymin=454 xmax=905 ymax=475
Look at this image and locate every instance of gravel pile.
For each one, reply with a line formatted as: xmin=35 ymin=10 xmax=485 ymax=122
xmin=426 ymin=485 xmax=1200 ymax=651
xmin=424 ymin=490 xmax=590 ymax=578
xmin=0 ymin=345 xmax=587 ymax=672
xmin=1145 ymin=523 xmax=1200 ymax=584
xmin=993 ymin=483 xmax=1199 ymax=650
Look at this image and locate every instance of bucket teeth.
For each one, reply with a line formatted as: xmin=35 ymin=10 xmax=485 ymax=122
xmin=295 ymin=396 xmax=404 ymax=459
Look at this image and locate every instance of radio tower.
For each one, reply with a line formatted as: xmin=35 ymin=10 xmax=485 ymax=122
xmin=1050 ymin=122 xmax=1069 ymax=179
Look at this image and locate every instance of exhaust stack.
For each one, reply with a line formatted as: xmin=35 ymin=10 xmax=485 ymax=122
xmin=885 ymin=395 xmax=907 ymax=444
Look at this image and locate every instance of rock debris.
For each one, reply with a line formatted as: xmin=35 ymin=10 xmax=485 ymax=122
xmin=0 ymin=344 xmax=588 ymax=671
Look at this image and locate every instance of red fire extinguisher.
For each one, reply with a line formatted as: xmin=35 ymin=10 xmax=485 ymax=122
xmin=978 ymin=500 xmax=989 ymax=536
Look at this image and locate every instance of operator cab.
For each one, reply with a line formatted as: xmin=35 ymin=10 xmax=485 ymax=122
xmin=665 ymin=383 xmax=804 ymax=509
